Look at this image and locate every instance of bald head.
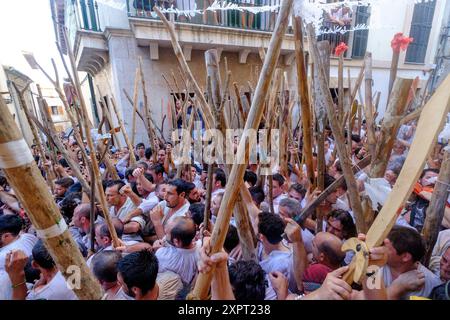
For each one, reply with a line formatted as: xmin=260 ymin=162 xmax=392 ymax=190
xmin=74 ymin=204 xmax=91 ymax=219
xmin=313 ymin=232 xmax=345 ymax=268
xmin=170 ymin=217 xmax=196 ymax=248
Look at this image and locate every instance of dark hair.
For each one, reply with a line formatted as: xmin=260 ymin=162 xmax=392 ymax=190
xmin=0 ymin=176 xmax=8 ymax=188
xmin=420 ymin=168 xmax=439 ymax=179
xmin=288 ymin=183 xmax=307 ymax=198
xmin=55 ymin=177 xmax=74 ymax=189
xmin=170 ymin=217 xmax=196 ymax=248
xmin=324 ymin=173 xmax=336 ymax=189
xmin=224 ymin=224 xmax=239 ymax=253
xmin=145 ymin=147 xmax=153 ymax=160
xmin=387 ymin=226 xmax=425 ymax=262
xmin=125 ymin=167 xmax=135 ymax=180
xmin=150 ymin=163 xmax=165 ymax=175
xmin=32 ymin=240 xmax=55 ymax=270
xmin=258 ymin=211 xmax=285 ymax=245
xmin=0 ymin=214 xmax=23 ymax=236
xmin=59 ymin=192 xmax=82 ymax=219
xmin=328 ymin=210 xmax=357 ymax=239
xmin=99 ymin=219 xmax=124 ymax=239
xmin=351 ymin=134 xmax=361 ymax=144
xmin=167 ymin=179 xmax=189 ymax=195
xmin=58 ymin=158 xmax=69 ymax=168
xmin=92 ymin=250 xmax=123 ymax=283
xmin=317 ymin=240 xmax=345 ymax=267
xmin=117 ymin=250 xmax=159 ymax=295
xmin=214 ymin=168 xmax=227 ymax=188
xmin=136 ymin=143 xmax=145 ymax=149
xmin=249 ymin=186 xmax=265 ymax=206
xmin=106 ymin=180 xmax=126 ymax=192
xmin=137 ymin=161 xmax=149 ymax=171
xmin=188 ymin=203 xmax=205 ymax=226
xmin=143 ymin=173 xmax=154 ymax=184
xmin=24 ymin=256 xmax=40 ymax=284
xmin=229 ymin=260 xmax=266 ymax=300
xmin=244 ymin=170 xmax=257 ymax=187
xmin=272 ymin=173 xmax=285 ymax=187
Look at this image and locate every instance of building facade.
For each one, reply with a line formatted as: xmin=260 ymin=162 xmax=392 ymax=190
xmin=51 ymin=0 xmax=450 ymax=146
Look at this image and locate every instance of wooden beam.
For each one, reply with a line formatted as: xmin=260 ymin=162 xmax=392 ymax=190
xmin=0 ymin=95 xmax=103 ymax=300
xmin=189 ymin=0 xmax=294 ymax=299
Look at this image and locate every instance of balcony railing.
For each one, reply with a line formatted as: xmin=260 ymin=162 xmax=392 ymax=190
xmin=127 ymin=1 xmax=370 ymax=58
xmin=127 ymin=0 xmax=284 ymax=32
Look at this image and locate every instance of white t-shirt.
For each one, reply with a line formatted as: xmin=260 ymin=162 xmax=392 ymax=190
xmin=160 ymin=200 xmax=190 ymax=227
xmin=155 ymin=243 xmax=199 ymax=285
xmin=109 ymin=198 xmax=145 ymax=242
xmin=138 ymin=192 xmax=160 ymax=214
xmin=0 ymin=270 xmax=12 ymax=300
xmin=26 ymin=272 xmax=78 ymax=300
xmin=0 ymin=233 xmax=38 ymax=272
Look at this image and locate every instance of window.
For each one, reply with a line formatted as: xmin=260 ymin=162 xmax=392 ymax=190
xmin=51 ymin=106 xmax=59 ymax=115
xmin=405 ymin=0 xmax=436 ymax=63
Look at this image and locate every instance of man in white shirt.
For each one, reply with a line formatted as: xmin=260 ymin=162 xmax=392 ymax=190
xmin=150 ymin=179 xmax=191 ymax=240
xmin=263 ymin=173 xmax=288 ymax=214
xmin=211 ymin=168 xmax=226 ymax=197
xmin=105 ymin=180 xmax=145 ymax=242
xmin=155 ymin=217 xmax=199 ymax=286
xmin=381 ymin=226 xmax=441 ymax=299
xmin=5 ymin=240 xmax=77 ymax=300
xmin=0 ymin=215 xmax=37 ymax=272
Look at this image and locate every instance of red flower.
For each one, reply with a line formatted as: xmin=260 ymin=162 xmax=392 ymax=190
xmin=335 ymin=42 xmax=349 ymax=56
xmin=391 ymin=32 xmax=414 ymax=53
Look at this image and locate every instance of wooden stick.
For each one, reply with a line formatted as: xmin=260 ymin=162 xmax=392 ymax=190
xmin=12 ymin=82 xmax=56 ymax=192
xmin=307 ymin=24 xmax=366 ymax=233
xmin=131 ymin=68 xmax=140 ymax=148
xmin=190 ymin=0 xmax=294 ymax=299
xmin=422 ymin=147 xmax=450 ymax=266
xmin=388 ymin=49 xmax=400 ymax=103
xmin=370 ymin=78 xmax=413 ymax=177
xmin=138 ymin=57 xmax=158 ymax=162
xmin=293 ymin=16 xmax=315 ymax=188
xmin=36 ymin=87 xmax=92 ymax=194
xmin=364 ymin=52 xmax=377 ymax=159
xmin=364 ymin=74 xmax=450 ymax=252
xmin=154 ymin=7 xmax=215 ymax=131
xmin=0 ymin=95 xmax=103 ymax=299
xmin=110 ymin=96 xmax=137 ymax=166
xmin=338 ymin=54 xmax=344 ymax=122
xmin=298 ymin=156 xmax=371 ymax=221
xmin=63 ymin=27 xmax=120 ymax=248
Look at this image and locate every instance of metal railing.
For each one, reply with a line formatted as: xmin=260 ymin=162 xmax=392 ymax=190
xmin=127 ymin=0 xmax=284 ymax=32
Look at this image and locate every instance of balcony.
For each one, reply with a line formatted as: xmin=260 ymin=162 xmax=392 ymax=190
xmin=61 ymin=0 xmax=108 ymax=74
xmin=126 ymin=0 xmax=296 ymax=63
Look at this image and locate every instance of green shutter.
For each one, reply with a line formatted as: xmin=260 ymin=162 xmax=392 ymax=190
xmin=406 ymin=0 xmax=436 ymax=63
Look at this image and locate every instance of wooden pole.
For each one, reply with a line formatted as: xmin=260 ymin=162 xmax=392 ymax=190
xmin=36 ymin=87 xmax=92 ymax=195
xmin=12 ymin=83 xmax=55 ymax=193
xmin=190 ymin=0 xmax=294 ymax=299
xmin=0 ymin=95 xmax=103 ymax=300
xmin=63 ymin=28 xmax=120 ymax=248
xmin=422 ymin=147 xmax=450 ymax=266
xmin=307 ymin=24 xmax=366 ymax=233
xmin=138 ymin=57 xmax=158 ymax=163
xmin=131 ymin=68 xmax=140 ymax=148
xmin=293 ymin=16 xmax=314 ymax=187
xmin=388 ymin=49 xmax=400 ymax=102
xmin=154 ymin=7 xmax=215 ymax=131
xmin=370 ymin=78 xmax=413 ymax=177
xmin=299 ymin=156 xmax=371 ymax=222
xmin=364 ymin=52 xmax=377 ymax=159
xmin=109 ymin=96 xmax=137 ymax=166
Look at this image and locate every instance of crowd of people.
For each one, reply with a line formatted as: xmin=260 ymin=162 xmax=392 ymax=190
xmin=0 ymin=116 xmax=449 ymax=300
